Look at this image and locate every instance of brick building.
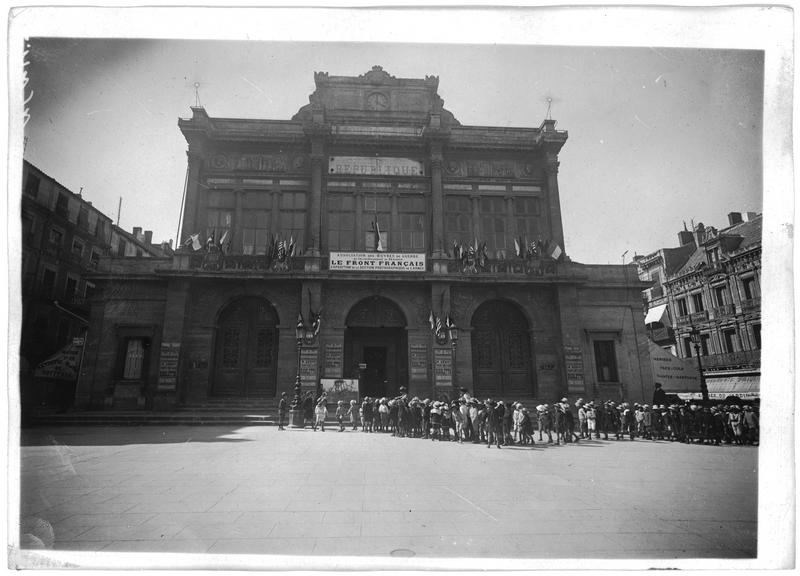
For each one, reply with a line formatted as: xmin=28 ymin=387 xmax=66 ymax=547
xmin=76 ymin=66 xmax=653 ymax=411
xmin=636 ymin=212 xmax=761 ymax=400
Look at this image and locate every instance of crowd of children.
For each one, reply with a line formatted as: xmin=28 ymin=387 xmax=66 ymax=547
xmin=310 ymin=394 xmax=759 ymax=448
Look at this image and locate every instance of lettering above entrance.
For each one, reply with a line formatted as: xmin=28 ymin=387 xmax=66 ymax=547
xmin=208 ymin=153 xmax=308 ymax=173
xmin=329 ymin=251 xmax=426 ymax=272
xmin=329 ymin=156 xmax=424 ymax=176
xmin=444 ymin=159 xmax=535 ymax=179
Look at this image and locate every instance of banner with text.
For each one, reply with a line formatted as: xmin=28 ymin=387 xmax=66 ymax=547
xmin=329 ymin=252 xmax=426 ymax=272
xmin=649 ymin=342 xmax=700 ymax=393
xmin=328 ymin=156 xmax=424 ymax=177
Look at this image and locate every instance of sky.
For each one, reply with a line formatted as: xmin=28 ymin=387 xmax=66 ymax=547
xmin=22 ymin=32 xmax=764 ymax=265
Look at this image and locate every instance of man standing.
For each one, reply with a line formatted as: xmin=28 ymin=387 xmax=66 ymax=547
xmin=278 ymin=391 xmax=288 ymax=430
xmin=652 ymin=382 xmax=667 ymax=407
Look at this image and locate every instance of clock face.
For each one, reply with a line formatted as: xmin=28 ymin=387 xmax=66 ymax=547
xmin=367 ymin=92 xmax=389 ymax=111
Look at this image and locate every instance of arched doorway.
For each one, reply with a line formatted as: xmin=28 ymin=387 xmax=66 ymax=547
xmin=344 ymin=297 xmax=408 ymax=398
xmin=471 ymin=300 xmax=533 ymax=397
xmin=213 ymin=297 xmax=279 ymax=397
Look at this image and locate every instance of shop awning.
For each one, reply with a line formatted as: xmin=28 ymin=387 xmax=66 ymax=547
xmin=676 ymin=375 xmax=760 ymax=401
xmin=644 ymin=303 xmax=669 ymax=325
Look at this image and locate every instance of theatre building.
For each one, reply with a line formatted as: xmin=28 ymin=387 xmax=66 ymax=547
xmin=76 ymin=66 xmax=653 ymax=411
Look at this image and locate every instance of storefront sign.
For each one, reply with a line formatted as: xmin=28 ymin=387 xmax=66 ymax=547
xmin=321 ymin=378 xmax=359 ymax=405
xmin=410 ymin=344 xmax=428 ymax=379
xmin=329 ymin=252 xmax=426 ymax=272
xmin=157 ymin=342 xmax=181 ymax=390
xmin=34 ymin=338 xmax=85 ymax=381
xmin=564 ymin=345 xmax=585 ymax=393
xmin=323 ymin=343 xmax=343 ymax=378
xmin=434 ymin=348 xmax=453 ymax=387
xmin=649 ymin=342 xmax=700 ymax=392
xmin=300 ymin=348 xmax=319 ymax=388
xmin=328 ymin=156 xmax=424 ymax=176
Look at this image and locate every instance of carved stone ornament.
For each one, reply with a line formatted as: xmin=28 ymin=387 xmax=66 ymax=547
xmin=346 ymin=297 xmax=406 ymax=328
xmin=359 ymin=65 xmax=396 ymax=84
xmin=210 ymin=155 xmax=229 ymax=170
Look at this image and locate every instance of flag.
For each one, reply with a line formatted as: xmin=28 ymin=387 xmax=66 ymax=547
xmin=183 ymin=233 xmax=201 ymax=251
xmin=514 ymin=236 xmax=522 ymax=258
xmin=428 ymin=310 xmax=435 ymax=331
xmin=218 ymin=229 xmax=230 ymax=253
xmin=206 ymin=230 xmax=215 ymax=251
xmin=435 ymin=314 xmax=443 ymax=336
xmin=373 ymin=219 xmax=384 ymax=252
xmin=296 ymin=313 xmax=305 ymax=333
xmin=546 ymin=240 xmax=563 ymax=260
xmin=445 ymin=315 xmax=455 ymax=330
xmin=311 ymin=308 xmax=322 ymax=336
xmin=265 ymin=234 xmax=275 ymax=269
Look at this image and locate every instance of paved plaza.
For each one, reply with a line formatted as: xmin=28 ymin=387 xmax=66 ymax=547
xmin=15 ymin=424 xmax=758 ymax=567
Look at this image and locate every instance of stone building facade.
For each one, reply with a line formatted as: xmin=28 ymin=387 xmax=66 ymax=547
xmin=76 ymin=67 xmax=653 ymax=410
xmin=636 ymin=212 xmax=761 ymax=400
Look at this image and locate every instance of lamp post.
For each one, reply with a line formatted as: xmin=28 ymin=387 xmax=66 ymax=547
xmin=688 ymin=325 xmax=710 ymax=404
xmin=448 ymin=322 xmax=459 ymax=397
xmin=288 ymin=320 xmax=305 ymax=428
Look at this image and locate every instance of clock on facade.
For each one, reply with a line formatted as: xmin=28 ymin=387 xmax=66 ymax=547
xmin=366 ymin=92 xmax=389 ymax=111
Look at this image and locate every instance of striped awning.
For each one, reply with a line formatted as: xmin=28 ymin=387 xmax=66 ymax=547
xmin=644 ymin=303 xmax=669 ymax=325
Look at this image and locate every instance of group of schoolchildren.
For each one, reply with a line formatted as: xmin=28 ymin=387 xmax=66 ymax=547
xmin=281 ymin=389 xmax=759 ymax=447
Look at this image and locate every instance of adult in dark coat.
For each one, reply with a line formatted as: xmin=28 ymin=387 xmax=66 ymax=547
xmin=652 ymin=382 xmax=668 ymax=407
xmin=302 ymin=392 xmax=314 ymax=425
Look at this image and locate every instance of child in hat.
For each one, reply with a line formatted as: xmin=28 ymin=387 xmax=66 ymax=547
xmin=347 ymin=399 xmax=358 ymax=431
xmin=313 ymin=399 xmax=328 ymax=432
xmin=335 ymin=400 xmax=347 ymax=432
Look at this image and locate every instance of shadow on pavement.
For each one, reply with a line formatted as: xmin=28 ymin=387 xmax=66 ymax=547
xmin=19 ymin=426 xmax=256 ymax=446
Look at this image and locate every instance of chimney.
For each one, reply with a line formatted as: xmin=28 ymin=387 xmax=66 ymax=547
xmin=744 ymin=212 xmax=758 ymax=222
xmin=695 ymin=222 xmax=706 ymax=244
xmin=728 ymin=212 xmax=743 ymax=226
xmin=144 ymin=230 xmax=153 ymax=245
xmin=132 ymin=226 xmax=142 ymax=239
xmin=678 ymin=230 xmax=695 ymax=246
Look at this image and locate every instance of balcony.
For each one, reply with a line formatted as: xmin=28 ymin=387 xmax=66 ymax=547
xmin=712 ymin=303 xmax=736 ymax=319
xmin=648 ymin=326 xmax=673 ymax=343
xmin=676 ymin=310 xmax=708 ymax=326
xmin=702 ymin=349 xmax=761 ymax=370
xmin=740 ymin=297 xmax=761 ymax=314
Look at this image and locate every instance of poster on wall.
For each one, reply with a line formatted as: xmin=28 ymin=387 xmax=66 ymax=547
xmin=434 ymin=348 xmax=452 ymax=387
xmin=321 ymin=378 xmax=359 ymax=405
xmin=410 ymin=344 xmax=428 ymax=380
xmin=648 ymin=342 xmax=700 ymax=392
xmin=157 ymin=342 xmax=181 ymax=391
xmin=300 ymin=347 xmax=319 ymax=389
xmin=323 ymin=343 xmax=343 ymax=378
xmin=563 ymin=345 xmax=585 ymax=393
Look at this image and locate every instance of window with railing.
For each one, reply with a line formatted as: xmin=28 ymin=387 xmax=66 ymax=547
xmin=676 ymin=297 xmax=688 ymax=317
xmin=241 ymin=191 xmax=272 ymax=255
xmin=445 ymin=195 xmax=473 ymax=245
xmin=398 ymin=196 xmax=425 ymax=252
xmin=363 ymin=196 xmax=390 ymax=252
xmin=279 ymin=191 xmax=306 ymax=249
xmin=514 ymin=197 xmax=540 ymax=244
xmin=691 ymin=292 xmax=705 ymax=312
xmin=480 ymin=197 xmax=507 ymax=253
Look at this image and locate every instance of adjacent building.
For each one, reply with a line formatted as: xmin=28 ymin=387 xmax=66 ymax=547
xmin=76 ymin=66 xmax=654 ymax=411
xmin=20 ymin=160 xmax=170 ymax=408
xmin=636 ymin=212 xmax=761 ymax=400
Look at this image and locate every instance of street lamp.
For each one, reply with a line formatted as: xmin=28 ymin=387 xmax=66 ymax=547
xmin=448 ymin=321 xmax=459 ymax=393
xmin=289 ymin=316 xmax=305 ymax=427
xmin=688 ymin=325 xmax=710 ymax=404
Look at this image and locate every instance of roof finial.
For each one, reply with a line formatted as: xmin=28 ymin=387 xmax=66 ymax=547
xmin=546 ymin=97 xmax=553 ymax=120
xmin=194 ymin=82 xmax=201 ymax=107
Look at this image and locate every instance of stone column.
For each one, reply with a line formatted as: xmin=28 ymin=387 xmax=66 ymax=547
xmin=180 ymin=144 xmax=204 ymax=241
xmin=307 ymin=148 xmax=324 ymax=257
xmin=430 ymin=145 xmax=446 ymax=259
xmin=233 ymin=188 xmax=244 ymax=253
xmin=545 ymin=153 xmax=565 ymax=251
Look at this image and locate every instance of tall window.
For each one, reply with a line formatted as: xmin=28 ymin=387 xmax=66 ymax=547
xmin=691 ymin=292 xmax=705 ymax=312
xmin=722 ymin=329 xmax=738 ymax=353
xmin=742 ymin=276 xmax=758 ymax=300
xmin=242 ymin=192 xmax=272 ymax=255
xmin=480 ymin=197 xmax=507 ymax=253
xmin=398 ymin=196 xmax=425 ymax=252
xmin=593 ymin=340 xmax=618 ymax=382
xmin=41 ymin=268 xmax=57 ymax=298
xmin=327 ymin=195 xmax=355 ymax=251
xmin=714 ymin=285 xmax=727 ymax=307
xmin=24 ymin=174 xmax=40 ymax=198
xmin=515 ymin=197 xmax=540 ymax=242
xmin=683 ymin=337 xmax=693 ymax=358
xmin=207 ymin=190 xmax=234 ymax=243
xmin=55 ymin=193 xmax=69 ymax=217
xmin=444 ymin=196 xmax=473 ymax=245
xmin=122 ymin=338 xmax=146 ymax=380
xmin=676 ymin=297 xmax=688 ymax=316
xmin=279 ymin=191 xmax=306 ymax=248
xmin=363 ymin=196 xmax=390 ymax=252
xmin=752 ymin=324 xmax=761 ymax=349
xmin=49 ymin=227 xmax=64 ymax=246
